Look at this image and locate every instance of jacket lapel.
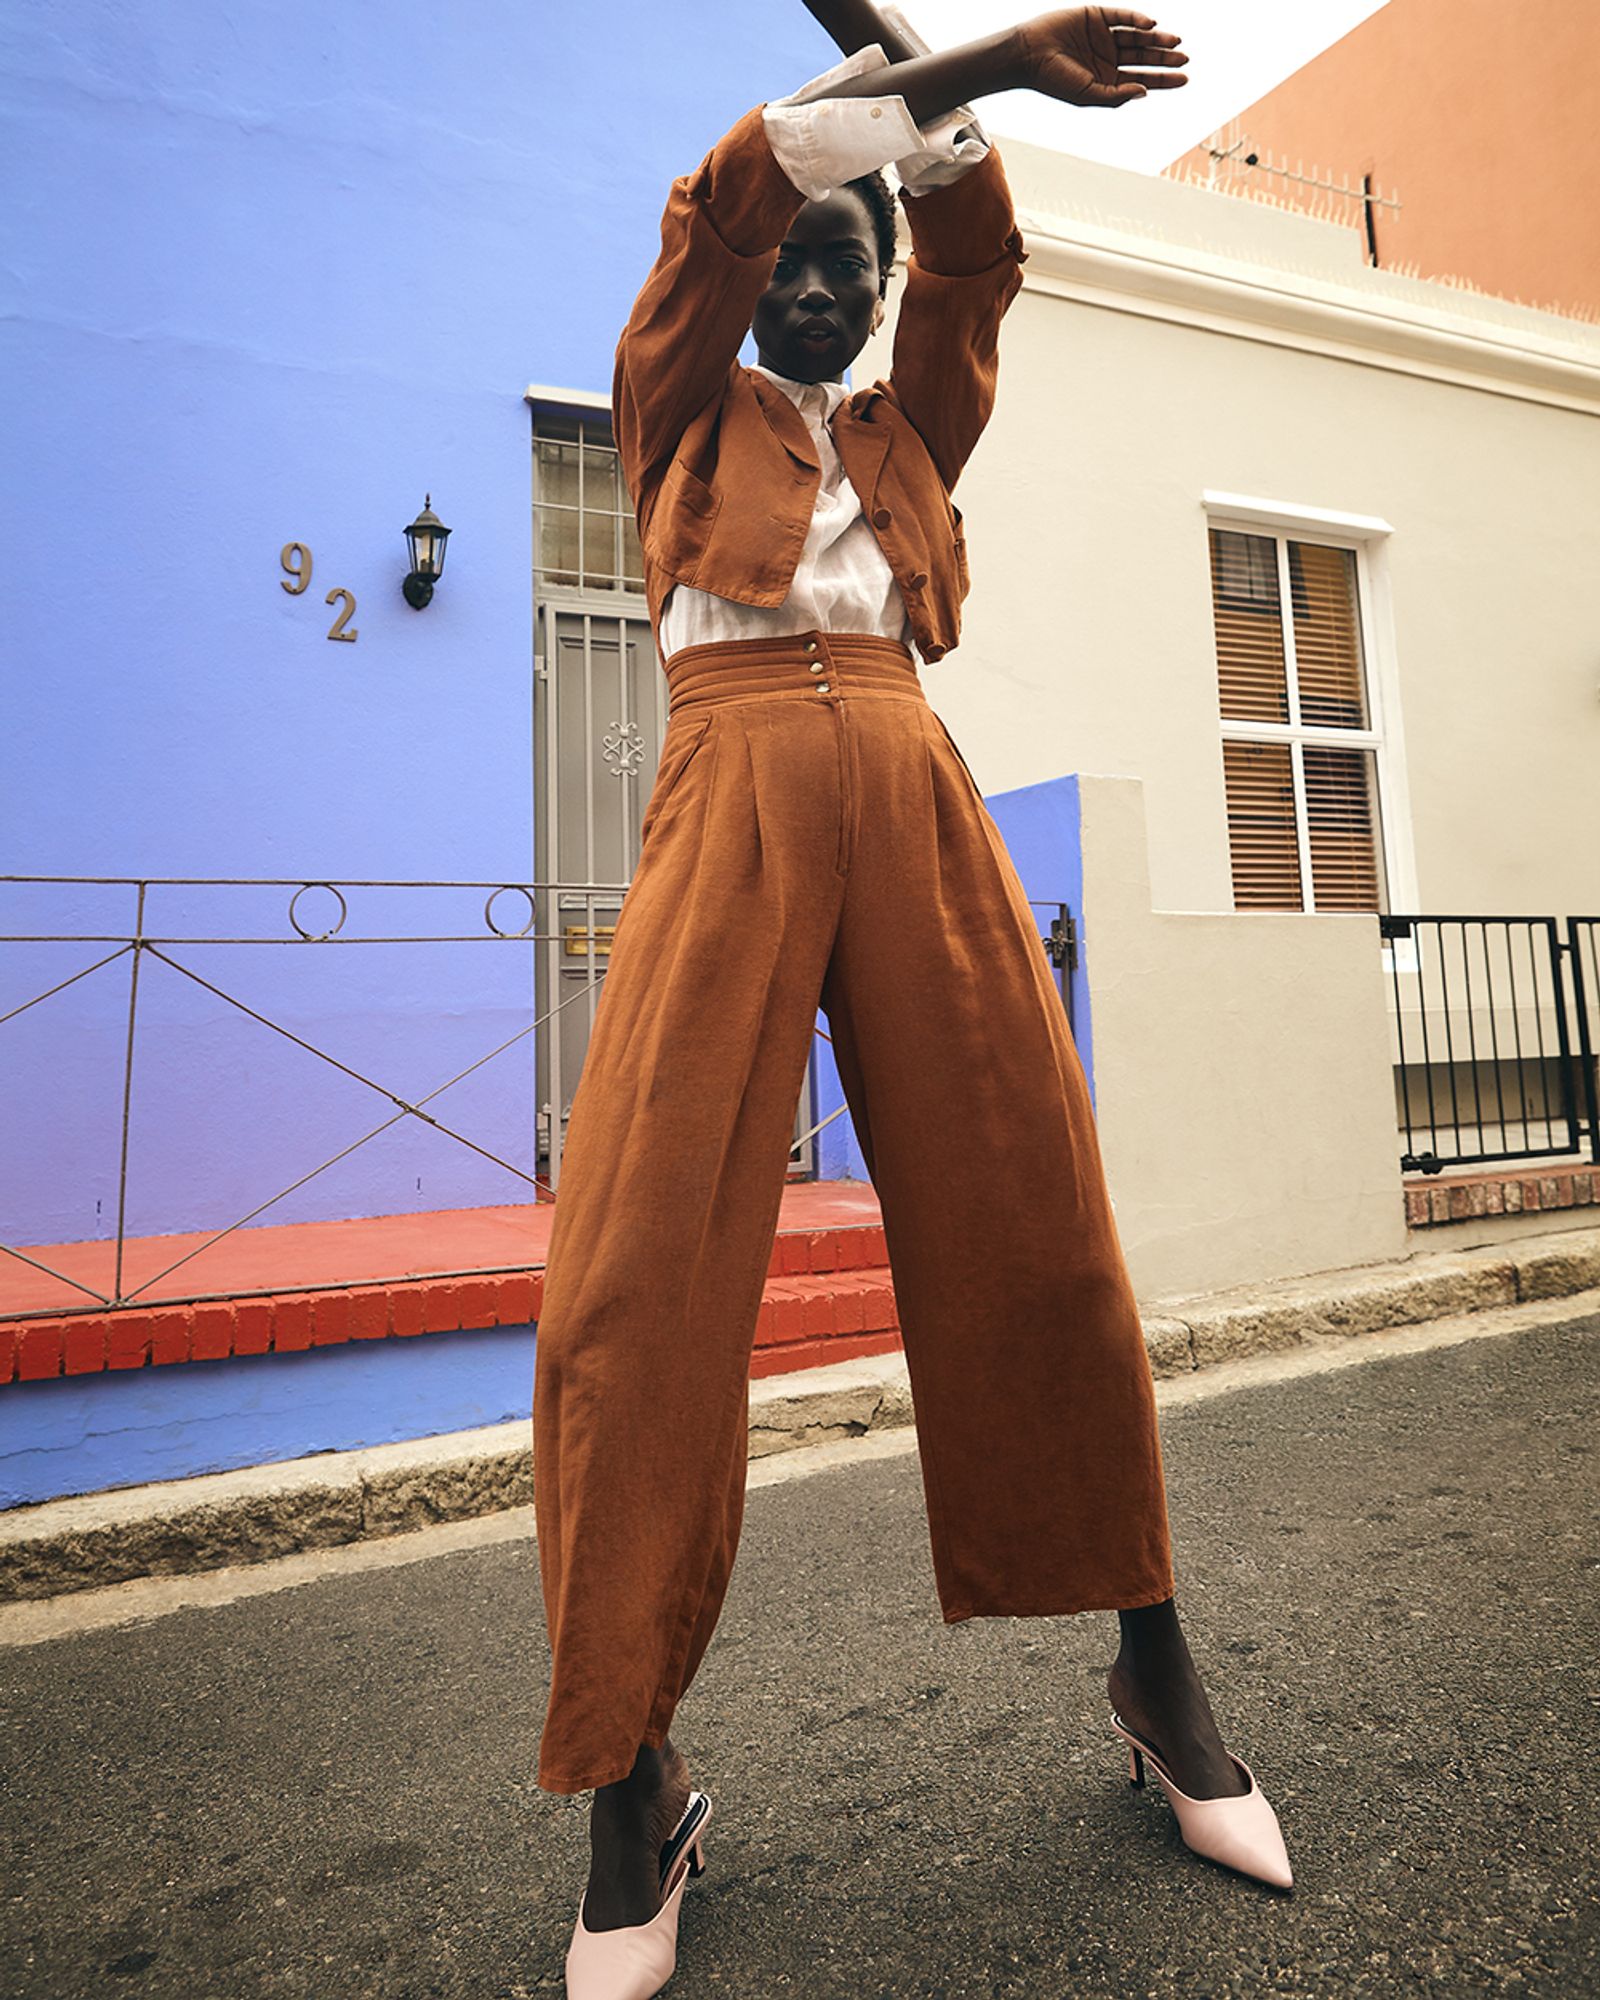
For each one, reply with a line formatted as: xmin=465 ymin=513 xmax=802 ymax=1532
xmin=746 ymin=368 xmax=820 ymax=473
xmin=835 ymin=390 xmax=893 ymax=513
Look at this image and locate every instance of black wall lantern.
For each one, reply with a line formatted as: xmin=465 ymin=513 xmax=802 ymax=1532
xmin=402 ymin=495 xmax=451 ymax=608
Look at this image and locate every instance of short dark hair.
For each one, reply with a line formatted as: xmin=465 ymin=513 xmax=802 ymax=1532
xmin=843 ymin=169 xmax=899 ymax=297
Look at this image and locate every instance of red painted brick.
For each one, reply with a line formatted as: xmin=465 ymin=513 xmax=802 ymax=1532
xmin=347 ymin=1290 xmax=389 ymax=1341
xmin=801 ymin=1290 xmax=837 ymax=1339
xmin=310 ymin=1292 xmax=350 ymax=1347
xmin=765 ymin=1286 xmax=807 ymax=1343
xmin=530 ymin=1273 xmax=546 ymax=1319
xmin=63 ymin=1317 xmax=110 ymax=1375
xmin=391 ymin=1289 xmax=426 ymax=1338
xmin=0 ymin=1327 xmax=16 ymax=1383
xmin=855 ymin=1281 xmax=888 ymax=1327
xmin=190 ymin=1304 xmax=234 ymax=1362
xmin=107 ymin=1315 xmax=151 ymax=1369
xmin=806 ymin=1231 xmax=837 ymax=1274
xmin=832 ymin=1283 xmax=868 ymax=1335
xmin=232 ymin=1301 xmax=273 ymax=1355
xmin=776 ymin=1233 xmax=811 ymax=1276
xmin=749 ymin=1328 xmax=902 ymax=1380
xmin=864 ymin=1226 xmax=888 ymax=1265
xmin=149 ymin=1308 xmax=193 ymax=1366
xmin=273 ymin=1295 xmax=313 ymax=1352
xmin=455 ymin=1281 xmax=495 ymax=1331
xmin=833 ymin=1229 xmax=867 ymax=1270
xmin=18 ymin=1321 xmax=66 ymax=1380
xmin=421 ymin=1283 xmax=462 ymax=1335
xmin=494 ymin=1274 xmax=536 ymax=1327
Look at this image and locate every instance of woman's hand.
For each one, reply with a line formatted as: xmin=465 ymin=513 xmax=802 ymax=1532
xmin=1013 ymin=8 xmax=1189 ymax=108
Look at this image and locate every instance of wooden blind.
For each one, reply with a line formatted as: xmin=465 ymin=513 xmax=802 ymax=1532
xmin=1305 ymin=744 xmax=1385 ymax=910
xmin=1290 ymin=542 xmax=1368 ymax=728
xmin=1208 ymin=526 xmax=1384 ymax=914
xmin=1211 ymin=530 xmax=1289 ymax=724
xmin=1222 ymin=740 xmax=1302 ymax=909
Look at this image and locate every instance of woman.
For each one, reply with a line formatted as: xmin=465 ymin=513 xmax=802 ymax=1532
xmin=536 ymin=8 xmax=1293 ymax=1993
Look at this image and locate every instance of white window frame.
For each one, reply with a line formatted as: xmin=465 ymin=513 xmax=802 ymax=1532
xmin=1202 ymin=490 xmax=1419 ymax=959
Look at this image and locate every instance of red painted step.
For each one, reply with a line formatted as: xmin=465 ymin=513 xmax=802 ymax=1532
xmin=0 ymin=1186 xmax=901 ymax=1384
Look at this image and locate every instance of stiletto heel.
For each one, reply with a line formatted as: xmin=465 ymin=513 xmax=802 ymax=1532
xmin=565 ymin=1791 xmax=714 ymax=1998
xmin=1111 ymin=1713 xmax=1292 ymax=1891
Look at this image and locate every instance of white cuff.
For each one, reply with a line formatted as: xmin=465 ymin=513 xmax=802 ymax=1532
xmin=763 ymin=38 xmax=989 ymax=202
xmin=876 ymin=2 xmax=992 ymax=198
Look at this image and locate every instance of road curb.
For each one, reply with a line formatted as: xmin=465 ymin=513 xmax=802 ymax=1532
xmin=4 ymin=1224 xmax=1597 ymax=1602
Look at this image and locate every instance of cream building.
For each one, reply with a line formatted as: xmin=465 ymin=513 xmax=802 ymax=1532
xmin=859 ymin=144 xmax=1600 ymax=1300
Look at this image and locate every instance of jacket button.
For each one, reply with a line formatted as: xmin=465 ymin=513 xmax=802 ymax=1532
xmin=872 ymin=507 xmax=892 ymax=529
xmin=908 ymin=572 xmax=928 ymax=591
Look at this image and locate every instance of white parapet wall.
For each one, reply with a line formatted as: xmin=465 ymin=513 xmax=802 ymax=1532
xmin=1076 ymin=772 xmax=1406 ymax=1299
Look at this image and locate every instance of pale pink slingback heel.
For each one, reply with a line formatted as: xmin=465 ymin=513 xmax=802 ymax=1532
xmin=564 ymin=1790 xmax=713 ymax=1999
xmin=1111 ymin=1714 xmax=1293 ymax=1890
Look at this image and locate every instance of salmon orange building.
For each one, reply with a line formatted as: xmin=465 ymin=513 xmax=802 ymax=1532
xmin=1165 ymin=0 xmax=1600 ymax=322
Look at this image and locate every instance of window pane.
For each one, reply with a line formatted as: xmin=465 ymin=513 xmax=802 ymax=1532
xmin=1305 ymin=743 xmax=1386 ymax=911
xmin=1223 ymin=739 xmax=1302 ymax=910
xmin=537 ymin=439 xmax=581 ymax=510
xmin=1209 ymin=529 xmax=1289 ymax=724
xmin=621 ymin=510 xmax=644 ymax=586
xmin=581 ymin=441 xmax=621 ymax=515
xmin=538 ymin=505 xmax=582 ymax=584
xmin=1290 ymin=542 xmax=1368 ymax=729
xmin=533 ymin=414 xmax=645 ymax=600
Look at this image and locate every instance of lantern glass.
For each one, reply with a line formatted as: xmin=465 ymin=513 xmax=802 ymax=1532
xmin=404 ymin=499 xmax=451 ymax=580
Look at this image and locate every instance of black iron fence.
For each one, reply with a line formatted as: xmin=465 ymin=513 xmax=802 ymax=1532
xmin=1380 ymin=914 xmax=1600 ymax=1172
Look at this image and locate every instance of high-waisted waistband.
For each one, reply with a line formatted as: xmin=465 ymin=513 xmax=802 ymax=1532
xmin=664 ymin=630 xmax=924 ymax=718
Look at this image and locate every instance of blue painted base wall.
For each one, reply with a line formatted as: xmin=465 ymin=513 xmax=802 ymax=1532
xmin=0 ymin=1325 xmax=537 ymax=1510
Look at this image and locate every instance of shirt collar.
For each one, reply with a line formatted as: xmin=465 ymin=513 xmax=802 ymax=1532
xmin=751 ymin=361 xmax=849 ymax=423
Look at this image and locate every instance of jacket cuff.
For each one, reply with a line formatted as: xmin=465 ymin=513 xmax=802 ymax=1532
xmin=897 ymin=140 xmax=1028 ymax=278
xmin=692 ymin=104 xmax=814 ymax=258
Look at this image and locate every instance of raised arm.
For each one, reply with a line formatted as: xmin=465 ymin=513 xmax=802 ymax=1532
xmin=613 ymin=11 xmax=1188 ymax=496
xmin=801 ymin=3 xmax=1191 ymax=115
xmin=611 ymin=109 xmax=809 ymax=499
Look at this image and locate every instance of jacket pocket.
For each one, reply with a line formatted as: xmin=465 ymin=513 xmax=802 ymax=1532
xmin=638 ymin=713 xmax=713 ymax=847
xmin=650 ymin=462 xmax=722 ymax=582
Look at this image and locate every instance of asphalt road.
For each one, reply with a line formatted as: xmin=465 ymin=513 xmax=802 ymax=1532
xmin=3 ymin=1313 xmax=1598 ymax=1999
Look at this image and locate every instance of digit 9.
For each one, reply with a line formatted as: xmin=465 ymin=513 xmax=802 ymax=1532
xmin=280 ymin=543 xmax=313 ymax=594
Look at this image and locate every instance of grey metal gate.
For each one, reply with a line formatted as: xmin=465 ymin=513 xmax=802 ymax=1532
xmin=530 ymin=401 xmax=816 ymax=1183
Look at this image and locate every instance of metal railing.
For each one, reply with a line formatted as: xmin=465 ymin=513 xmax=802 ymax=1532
xmin=1 ymin=877 xmax=1075 ymax=1321
xmin=1380 ymin=914 xmax=1600 ymax=1172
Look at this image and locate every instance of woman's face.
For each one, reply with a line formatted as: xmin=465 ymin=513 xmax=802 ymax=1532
xmin=750 ymin=188 xmax=883 ymax=384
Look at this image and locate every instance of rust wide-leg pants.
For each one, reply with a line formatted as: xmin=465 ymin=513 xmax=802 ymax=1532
xmin=532 ymin=630 xmax=1174 ymax=1794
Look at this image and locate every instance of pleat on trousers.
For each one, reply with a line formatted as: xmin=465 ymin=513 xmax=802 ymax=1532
xmin=532 ymin=630 xmax=1174 ymax=1794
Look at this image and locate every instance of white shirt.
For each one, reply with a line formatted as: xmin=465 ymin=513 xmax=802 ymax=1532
xmin=657 ymin=24 xmax=990 ymax=664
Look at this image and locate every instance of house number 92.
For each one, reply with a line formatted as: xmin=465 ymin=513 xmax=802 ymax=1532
xmin=280 ymin=543 xmax=359 ymax=642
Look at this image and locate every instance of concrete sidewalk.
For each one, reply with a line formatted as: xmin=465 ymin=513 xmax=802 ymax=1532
xmin=5 ymin=1223 xmax=1597 ymax=1602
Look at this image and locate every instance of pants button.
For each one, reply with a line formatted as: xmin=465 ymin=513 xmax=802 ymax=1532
xmin=804 ymin=639 xmax=819 ymax=654
xmin=816 ymin=682 xmax=831 ymax=694
xmin=809 ymin=661 xmax=825 ymax=674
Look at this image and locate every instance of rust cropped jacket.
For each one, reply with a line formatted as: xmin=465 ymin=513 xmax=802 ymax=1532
xmin=612 ymin=103 xmax=1030 ymax=665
